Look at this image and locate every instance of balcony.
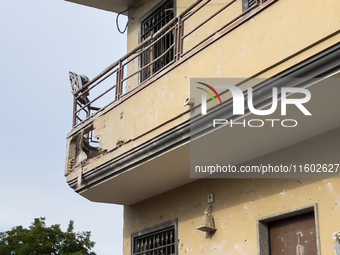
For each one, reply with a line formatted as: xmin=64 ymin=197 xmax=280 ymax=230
xmin=69 ymin=0 xmax=277 ymax=129
xmin=65 ymin=0 xmax=340 ymax=205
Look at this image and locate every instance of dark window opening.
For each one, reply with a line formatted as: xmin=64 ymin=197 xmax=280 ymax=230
xmin=243 ymin=0 xmax=256 ymax=11
xmin=140 ymin=0 xmax=175 ymax=83
xmin=132 ymin=220 xmax=177 ymax=255
xmin=242 ymin=0 xmax=268 ymax=12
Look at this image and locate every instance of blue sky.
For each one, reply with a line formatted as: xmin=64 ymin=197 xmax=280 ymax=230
xmin=0 ymin=0 xmax=127 ymax=254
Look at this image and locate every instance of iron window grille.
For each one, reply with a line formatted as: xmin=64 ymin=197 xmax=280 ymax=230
xmin=132 ymin=219 xmax=178 ymax=255
xmin=243 ymin=0 xmax=267 ymax=12
xmin=140 ymin=0 xmax=175 ymax=83
xmin=243 ymin=0 xmax=255 ymax=11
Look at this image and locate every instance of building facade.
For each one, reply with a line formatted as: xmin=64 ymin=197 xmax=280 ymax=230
xmin=64 ymin=0 xmax=340 ymax=253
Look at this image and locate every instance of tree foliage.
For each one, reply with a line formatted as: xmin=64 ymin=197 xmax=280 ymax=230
xmin=0 ymin=217 xmax=96 ymax=255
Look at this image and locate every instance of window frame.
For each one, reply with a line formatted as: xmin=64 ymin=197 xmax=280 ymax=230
xmin=138 ymin=0 xmax=176 ymax=83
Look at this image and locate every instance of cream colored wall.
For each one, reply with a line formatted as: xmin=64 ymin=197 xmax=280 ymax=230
xmin=119 ymin=0 xmax=340 ymax=155
xmin=66 ymin=0 xmax=340 ymax=182
xmin=123 ymin=127 xmax=340 ymax=254
xmin=125 ymin=178 xmax=339 ymax=254
xmin=123 ymin=0 xmax=340 ymax=92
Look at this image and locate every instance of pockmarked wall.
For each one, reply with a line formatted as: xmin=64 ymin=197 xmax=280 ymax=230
xmin=124 ymin=128 xmax=340 ymax=255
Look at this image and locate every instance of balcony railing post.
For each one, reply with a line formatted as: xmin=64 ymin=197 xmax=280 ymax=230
xmin=150 ymin=30 xmax=154 ymax=78
xmin=174 ymin=23 xmax=179 ymax=62
xmin=181 ymin=18 xmax=184 ymax=56
xmin=73 ymin=94 xmax=77 ymax=127
xmin=117 ymin=60 xmax=123 ymax=100
xmin=117 ymin=62 xmax=121 ymax=100
xmin=178 ymin=17 xmax=184 ymax=58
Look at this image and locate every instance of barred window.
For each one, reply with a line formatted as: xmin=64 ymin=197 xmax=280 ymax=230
xmin=132 ymin=220 xmax=178 ymax=255
xmin=140 ymin=0 xmax=175 ymax=83
xmin=242 ymin=0 xmax=267 ymax=11
xmin=243 ymin=0 xmax=256 ymax=11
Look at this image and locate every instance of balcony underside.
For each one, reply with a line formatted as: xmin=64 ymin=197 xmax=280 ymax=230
xmin=64 ymin=0 xmax=130 ymax=13
xmin=67 ymin=42 xmax=340 ymax=205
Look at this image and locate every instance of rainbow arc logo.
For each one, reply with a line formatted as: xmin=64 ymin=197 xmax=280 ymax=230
xmin=196 ymin=82 xmax=222 ymax=115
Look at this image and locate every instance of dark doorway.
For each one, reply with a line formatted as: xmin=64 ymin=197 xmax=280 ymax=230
xmin=268 ymin=211 xmax=317 ymax=255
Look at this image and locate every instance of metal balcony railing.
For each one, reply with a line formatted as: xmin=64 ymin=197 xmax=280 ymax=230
xmin=70 ymin=0 xmax=275 ymax=129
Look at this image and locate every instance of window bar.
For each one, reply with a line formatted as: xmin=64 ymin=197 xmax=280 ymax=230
xmin=170 ymin=230 xmax=173 ymax=255
xmin=142 ymin=238 xmax=145 ymax=255
xmin=160 ymin=233 xmax=164 ymax=255
xmin=140 ymin=239 xmax=144 ymax=254
xmin=166 ymin=231 xmax=169 ymax=255
xmin=150 ymin=235 xmax=153 ymax=255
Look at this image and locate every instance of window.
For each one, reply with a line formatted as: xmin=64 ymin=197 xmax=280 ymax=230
xmin=258 ymin=205 xmax=319 ymax=255
xmin=132 ymin=219 xmax=178 ymax=255
xmin=140 ymin=0 xmax=175 ymax=83
xmin=243 ymin=0 xmax=256 ymax=11
xmin=242 ymin=0 xmax=268 ymax=11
